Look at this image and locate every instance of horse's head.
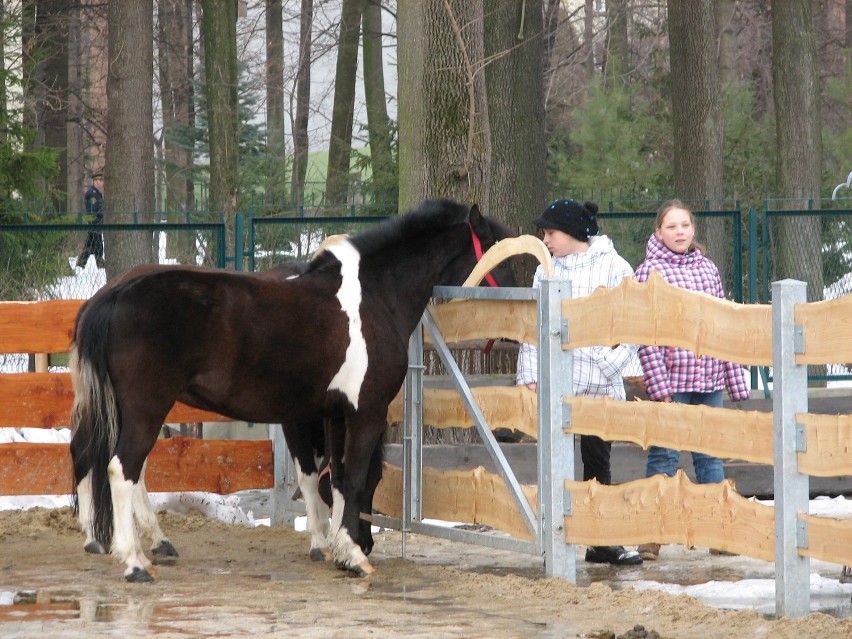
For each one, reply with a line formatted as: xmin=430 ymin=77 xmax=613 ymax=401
xmin=443 ymin=203 xmax=518 ymax=288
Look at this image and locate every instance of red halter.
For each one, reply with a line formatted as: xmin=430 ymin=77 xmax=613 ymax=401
xmin=468 ymin=224 xmax=499 ymax=354
xmin=468 ymin=224 xmax=500 ymax=288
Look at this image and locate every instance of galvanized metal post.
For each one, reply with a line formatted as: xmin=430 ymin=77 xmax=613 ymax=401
xmin=267 ymin=423 xmax=297 ymax=527
xmin=402 ymin=325 xmax=425 ymax=558
xmin=538 ymin=278 xmax=575 ymax=580
xmin=772 ymin=279 xmax=810 ymax=617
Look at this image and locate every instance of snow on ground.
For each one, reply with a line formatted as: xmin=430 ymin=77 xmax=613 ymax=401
xmin=2 ymin=426 xmax=851 ymax=615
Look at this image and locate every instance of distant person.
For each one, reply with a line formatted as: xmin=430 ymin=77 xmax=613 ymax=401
xmin=517 ymin=198 xmax=642 ymax=566
xmin=76 ymin=171 xmax=105 ymax=269
xmin=634 ymin=199 xmax=750 ymax=561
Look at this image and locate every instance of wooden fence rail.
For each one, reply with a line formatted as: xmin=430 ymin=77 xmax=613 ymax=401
xmin=0 ymin=299 xmax=271 ymax=496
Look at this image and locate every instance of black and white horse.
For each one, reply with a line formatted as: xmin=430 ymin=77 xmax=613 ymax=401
xmin=69 ymin=199 xmax=516 ymax=581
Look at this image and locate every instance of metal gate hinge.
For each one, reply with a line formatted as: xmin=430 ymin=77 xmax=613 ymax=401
xmin=793 ymin=324 xmax=805 ymax=354
xmin=795 ymin=422 xmax=807 ymax=452
xmin=796 ymin=517 xmax=809 ymax=550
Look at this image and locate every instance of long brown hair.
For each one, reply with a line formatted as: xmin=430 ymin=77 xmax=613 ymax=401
xmin=655 ymin=199 xmax=707 ymax=255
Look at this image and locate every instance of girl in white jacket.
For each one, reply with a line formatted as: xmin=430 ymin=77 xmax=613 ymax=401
xmin=516 ymin=198 xmax=640 ymax=566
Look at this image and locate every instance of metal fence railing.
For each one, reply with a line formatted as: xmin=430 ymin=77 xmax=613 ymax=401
xmin=3 ymin=197 xmax=852 ymax=386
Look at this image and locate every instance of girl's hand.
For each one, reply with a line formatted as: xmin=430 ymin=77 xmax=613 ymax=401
xmin=526 ymin=383 xmax=537 ymax=392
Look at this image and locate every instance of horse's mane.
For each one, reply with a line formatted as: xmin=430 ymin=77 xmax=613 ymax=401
xmin=307 ymin=199 xmax=471 ymax=271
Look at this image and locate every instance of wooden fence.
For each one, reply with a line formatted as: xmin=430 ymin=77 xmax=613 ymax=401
xmin=0 ymin=300 xmax=272 ymax=496
xmin=3 ymin=272 xmax=852 ymax=617
xmin=377 ymin=271 xmax=852 ymax=616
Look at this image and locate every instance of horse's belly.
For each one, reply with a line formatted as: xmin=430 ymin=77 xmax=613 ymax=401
xmin=178 ymin=380 xmax=326 ymax=424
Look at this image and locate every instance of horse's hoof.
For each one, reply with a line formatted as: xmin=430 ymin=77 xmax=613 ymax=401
xmin=83 ymin=541 xmax=106 ymax=554
xmin=125 ymin=567 xmax=155 ymax=583
xmin=152 ymin=540 xmax=179 ymax=565
xmin=335 ymin=559 xmax=375 ymax=577
xmin=309 ymin=547 xmax=331 ymax=562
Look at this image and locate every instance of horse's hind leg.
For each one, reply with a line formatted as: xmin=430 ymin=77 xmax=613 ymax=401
xmin=76 ymin=471 xmax=107 ymax=555
xmin=133 ymin=464 xmax=179 ymax=564
xmin=108 ymin=455 xmax=155 ymax=582
xmin=283 ymin=421 xmax=330 ymax=561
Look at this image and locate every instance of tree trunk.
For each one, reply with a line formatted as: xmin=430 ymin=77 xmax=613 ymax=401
xmin=584 ymin=0 xmax=594 ymax=80
xmin=605 ymin=0 xmax=628 ymax=87
xmin=66 ymin=3 xmax=85 ymax=212
xmin=325 ymin=0 xmax=363 ymax=210
xmin=398 ymin=0 xmax=490 ymax=211
xmin=483 ymin=0 xmax=546 ymax=235
xmin=362 ymin=0 xmax=394 ymax=205
xmin=715 ymin=0 xmax=736 ymax=88
xmin=202 ymin=0 xmax=239 ymax=244
xmin=265 ymin=0 xmax=287 ymax=198
xmin=24 ymin=1 xmax=69 ymax=208
xmin=105 ymin=0 xmax=155 ymax=276
xmin=290 ymin=0 xmax=313 ymax=207
xmin=667 ymin=0 xmax=727 ymax=286
xmin=158 ymin=0 xmax=194 ymax=216
xmin=0 ymin=0 xmax=5 ymax=147
xmin=771 ymin=0 xmax=823 ymax=303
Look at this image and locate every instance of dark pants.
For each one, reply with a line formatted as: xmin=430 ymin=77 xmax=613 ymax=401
xmin=580 ymin=434 xmax=612 ymax=485
xmin=79 ymin=231 xmax=104 ymax=262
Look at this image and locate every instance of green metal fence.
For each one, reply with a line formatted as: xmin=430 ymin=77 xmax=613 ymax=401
xmin=754 ymin=200 xmax=852 ymax=386
xmin=247 ymin=215 xmax=388 ymax=272
xmin=3 ymin=197 xmax=852 ymax=386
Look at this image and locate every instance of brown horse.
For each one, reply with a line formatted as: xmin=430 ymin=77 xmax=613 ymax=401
xmin=69 ymin=199 xmax=517 ymax=581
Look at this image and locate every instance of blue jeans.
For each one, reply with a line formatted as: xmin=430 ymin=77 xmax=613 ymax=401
xmin=645 ymin=391 xmax=725 ymax=484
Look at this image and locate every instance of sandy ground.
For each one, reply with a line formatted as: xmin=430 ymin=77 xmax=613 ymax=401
xmin=1 ymin=507 xmax=851 ymax=639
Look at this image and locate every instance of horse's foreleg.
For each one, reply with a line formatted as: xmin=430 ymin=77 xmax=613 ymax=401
xmin=107 ymin=456 xmax=154 ymax=582
xmin=76 ymin=471 xmax=107 ymax=555
xmin=328 ymin=413 xmax=384 ymax=577
xmin=133 ymin=465 xmax=179 ymax=564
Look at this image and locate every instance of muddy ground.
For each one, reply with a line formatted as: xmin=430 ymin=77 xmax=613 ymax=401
xmin=1 ymin=507 xmax=851 ymax=639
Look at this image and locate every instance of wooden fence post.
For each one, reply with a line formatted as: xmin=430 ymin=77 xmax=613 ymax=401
xmin=772 ymin=279 xmax=810 ymax=617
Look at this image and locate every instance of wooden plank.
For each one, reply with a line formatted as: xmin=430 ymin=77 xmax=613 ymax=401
xmin=386 ymin=386 xmax=537 ymax=439
xmin=0 ymin=437 xmax=273 ymax=496
xmin=795 ymin=294 xmax=852 ymax=364
xmin=562 ymin=272 xmax=773 ymax=365
xmin=566 ymin=396 xmax=774 ymax=465
xmin=0 ymin=373 xmax=233 ymax=428
xmin=565 ymin=470 xmax=775 ymax=560
xmin=801 ymin=513 xmax=852 ymax=566
xmin=0 ymin=300 xmax=83 ymax=353
xmin=426 ymin=299 xmax=537 ymax=345
xmin=376 ymin=464 xmax=784 ymax=563
xmin=0 ymin=373 xmax=76 ymax=428
xmin=373 ymin=462 xmax=536 ymax=541
xmin=798 ymin=413 xmax=852 ymax=477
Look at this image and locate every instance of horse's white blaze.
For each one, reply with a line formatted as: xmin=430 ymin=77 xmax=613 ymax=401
xmin=107 ymin=456 xmax=150 ymax=575
xmin=326 ymin=242 xmax=368 ymax=410
xmin=329 ymin=487 xmax=368 ymax=567
xmin=77 ymin=471 xmax=97 ymax=546
xmin=295 ymin=459 xmax=330 ymax=552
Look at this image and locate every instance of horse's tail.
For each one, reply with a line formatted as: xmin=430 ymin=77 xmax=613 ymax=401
xmin=70 ymin=296 xmax=120 ymax=548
